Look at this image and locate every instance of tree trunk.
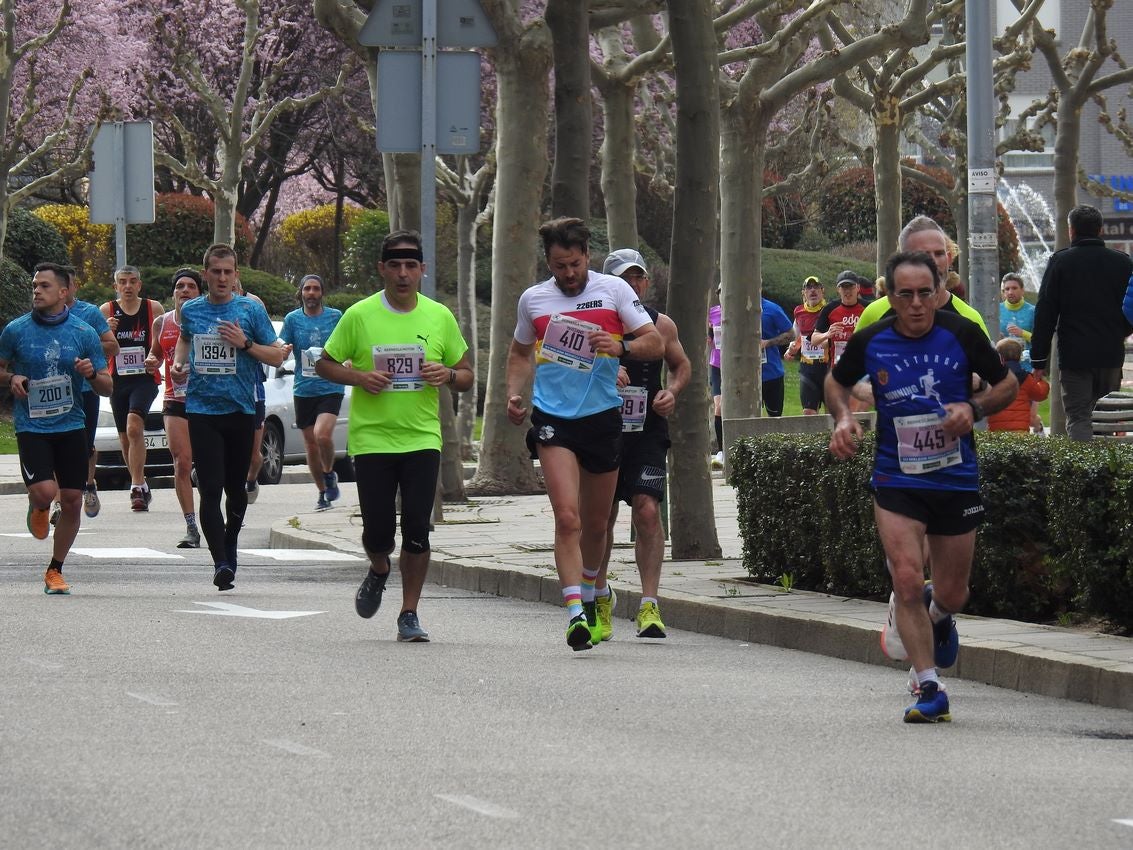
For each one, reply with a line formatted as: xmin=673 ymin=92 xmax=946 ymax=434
xmin=597 ymin=73 xmax=638 ymax=250
xmin=213 ymin=141 xmax=240 ymax=247
xmin=545 ymin=0 xmax=591 ymax=219
xmin=439 ymin=386 xmax=466 ymax=501
xmin=468 ymin=12 xmax=550 ymax=495
xmin=874 ymin=96 xmax=902 ymax=264
xmin=454 ymin=194 xmax=480 ymax=460
xmin=667 ymin=0 xmax=722 ymax=560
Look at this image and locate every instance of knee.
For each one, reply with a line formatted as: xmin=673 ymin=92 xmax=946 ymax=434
xmin=889 ymin=562 xmax=926 ymax=604
xmin=633 ymin=499 xmax=661 ymax=536
xmin=553 ymin=508 xmax=582 ymax=539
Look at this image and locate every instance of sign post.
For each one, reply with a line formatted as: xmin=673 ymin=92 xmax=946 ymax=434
xmin=88 ymin=121 xmax=156 ymax=270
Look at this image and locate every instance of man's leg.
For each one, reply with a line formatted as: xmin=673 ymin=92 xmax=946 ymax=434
xmin=353 ymin=454 xmax=398 ymax=620
xmin=1060 ymin=368 xmax=1098 ymax=441
xmin=300 ymin=425 xmax=322 ymax=486
xmin=538 ymin=445 xmax=585 ymax=590
xmin=125 ymin=410 xmax=147 ymax=488
xmin=763 ymin=376 xmax=785 ymax=417
xmin=165 ymin=413 xmax=198 ymax=546
xmin=874 ymin=503 xmax=935 ymax=677
xmin=631 ymin=493 xmax=665 ymax=599
xmin=395 ymin=449 xmax=440 ymax=625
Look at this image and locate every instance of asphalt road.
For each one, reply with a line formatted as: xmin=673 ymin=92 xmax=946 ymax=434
xmin=2 ymin=482 xmax=1132 ymax=848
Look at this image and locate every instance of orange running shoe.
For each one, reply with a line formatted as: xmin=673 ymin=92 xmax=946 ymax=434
xmin=43 ymin=568 xmax=70 ymax=595
xmin=27 ymin=504 xmax=50 ymax=540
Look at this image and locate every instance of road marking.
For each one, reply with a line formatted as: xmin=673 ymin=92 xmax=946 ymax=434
xmin=436 ymin=794 xmax=519 ymax=820
xmin=1 ymin=531 xmax=94 ymax=538
xmin=177 ymin=601 xmax=324 ymax=619
xmin=263 ymin=739 xmax=330 ymax=757
xmin=240 ymin=548 xmax=364 ymax=562
xmin=126 ymin=692 xmax=178 ymax=707
xmin=1114 ymin=819 xmax=1133 ymax=828
xmin=23 ymin=657 xmax=62 ymax=670
xmin=73 ymin=547 xmax=184 ymax=560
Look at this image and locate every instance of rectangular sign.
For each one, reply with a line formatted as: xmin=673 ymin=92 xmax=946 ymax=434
xmin=967 ymin=167 xmax=996 ymax=194
xmin=376 ymin=50 xmax=483 ymax=154
xmin=360 ymin=0 xmax=497 ymax=48
xmin=88 ymin=121 xmax=156 ymax=224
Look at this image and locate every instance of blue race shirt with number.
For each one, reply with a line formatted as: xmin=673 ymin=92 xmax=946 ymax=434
xmin=0 ymin=311 xmax=107 ymax=434
xmin=831 ymin=311 xmax=1007 ymax=491
xmin=68 ymin=299 xmax=111 ymax=394
xmin=761 ymin=298 xmax=794 ymax=381
xmin=280 ymin=307 xmax=344 ymax=398
xmin=178 ymin=295 xmax=278 ymax=415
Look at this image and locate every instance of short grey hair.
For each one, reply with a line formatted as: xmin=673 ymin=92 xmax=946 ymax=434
xmin=897 ymin=216 xmax=945 ymax=251
xmin=114 ymin=265 xmax=141 ymax=278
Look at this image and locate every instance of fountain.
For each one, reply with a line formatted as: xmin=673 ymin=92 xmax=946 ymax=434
xmin=997 ymin=180 xmax=1057 ymax=291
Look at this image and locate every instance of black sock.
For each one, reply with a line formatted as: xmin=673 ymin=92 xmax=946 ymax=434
xmin=48 ymin=558 xmax=64 ymax=572
xmin=714 ymin=415 xmax=723 ymax=453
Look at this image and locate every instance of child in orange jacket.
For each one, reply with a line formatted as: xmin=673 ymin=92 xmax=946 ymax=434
xmin=988 ymin=338 xmax=1049 ymax=432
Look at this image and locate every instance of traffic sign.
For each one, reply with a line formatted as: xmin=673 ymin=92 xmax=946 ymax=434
xmin=88 ymin=121 xmax=155 ymax=225
xmin=360 ymin=0 xmax=497 ymax=48
xmin=376 ymin=50 xmax=483 ymax=153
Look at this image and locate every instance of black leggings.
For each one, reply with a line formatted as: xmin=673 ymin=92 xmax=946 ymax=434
xmin=354 ymin=450 xmax=440 ymax=556
xmin=188 ymin=412 xmax=254 ymax=566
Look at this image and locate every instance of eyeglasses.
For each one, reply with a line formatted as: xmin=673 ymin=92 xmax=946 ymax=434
xmin=891 ymin=287 xmax=936 ymax=302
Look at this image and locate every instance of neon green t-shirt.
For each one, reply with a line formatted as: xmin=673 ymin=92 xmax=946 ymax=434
xmin=856 ymin=292 xmax=990 ymax=338
xmin=323 ymin=291 xmax=468 ymax=455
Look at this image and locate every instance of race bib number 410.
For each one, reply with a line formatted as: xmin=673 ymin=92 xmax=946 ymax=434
xmin=373 ymin=344 xmax=425 ymax=391
xmin=541 ymin=314 xmax=600 ymax=371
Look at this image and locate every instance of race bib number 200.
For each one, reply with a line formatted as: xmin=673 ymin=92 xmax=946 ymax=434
xmin=373 ymin=344 xmax=425 ymax=391
xmin=541 ymin=314 xmax=600 ymax=371
xmin=28 ymin=374 xmax=73 ymax=419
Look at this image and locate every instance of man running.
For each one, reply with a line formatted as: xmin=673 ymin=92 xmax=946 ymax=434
xmin=784 ymin=276 xmax=828 ymax=414
xmin=826 ymin=251 xmax=1016 ymax=723
xmin=0 ymin=263 xmax=112 ymax=594
xmin=317 ymin=230 xmax=472 ymax=642
xmin=146 ymin=268 xmax=203 ymax=548
xmin=811 ymin=270 xmax=867 ymax=367
xmin=171 ymin=245 xmax=285 ymax=591
xmin=280 ymin=274 xmax=344 ymax=511
xmin=507 ymin=218 xmax=662 ymax=651
xmin=594 ymin=248 xmax=691 ymax=640
xmin=101 ymin=266 xmax=164 ymax=511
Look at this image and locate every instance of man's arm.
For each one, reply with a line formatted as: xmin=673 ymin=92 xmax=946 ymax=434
xmin=610 ymin=321 xmax=664 ymax=361
xmin=505 ymin=339 xmax=536 ymax=425
xmin=761 ymin=328 xmax=794 ymax=349
xmin=1030 ymin=260 xmax=1059 ymax=371
xmin=825 ymin=371 xmax=862 ymax=459
xmin=652 ymin=315 xmax=691 ymax=416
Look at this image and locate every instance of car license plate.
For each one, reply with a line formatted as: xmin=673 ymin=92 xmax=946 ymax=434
xmin=145 ymin=434 xmax=168 ymax=450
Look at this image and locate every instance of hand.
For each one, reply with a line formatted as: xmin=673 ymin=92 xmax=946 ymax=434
xmin=1007 ymin=323 xmax=1021 ymax=336
xmin=829 ymin=418 xmax=863 ymax=459
xmin=420 ymin=360 xmax=451 ymax=387
xmin=586 ymin=329 xmax=619 ymax=357
xmin=357 ymin=369 xmax=392 ymax=394
xmin=106 ymin=316 xmax=119 ymax=333
xmin=73 ymin=357 xmax=95 ymax=380
xmin=616 ymin=366 xmax=630 ymax=388
xmin=144 ymin=353 xmax=160 ymax=374
xmin=652 ymin=389 xmax=676 ymax=417
xmin=170 ymin=361 xmax=189 ymax=382
xmin=940 ymin=401 xmax=975 ymax=438
xmin=217 ymin=320 xmax=247 ymax=349
xmin=10 ymin=374 xmax=29 ymax=399
xmin=784 ymin=346 xmax=796 ymax=361
xmin=1032 ymin=367 xmax=1045 ymax=381
xmin=506 ymin=394 xmax=527 ymax=425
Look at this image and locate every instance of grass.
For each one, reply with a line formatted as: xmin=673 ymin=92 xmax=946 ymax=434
xmin=0 ymin=415 xmax=15 ymax=454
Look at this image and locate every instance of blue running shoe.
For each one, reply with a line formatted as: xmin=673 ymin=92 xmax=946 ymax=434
xmin=924 ymin=583 xmax=959 ymax=668
xmin=903 ymin=681 xmax=951 ymax=723
xmin=324 ymin=471 xmax=340 ymax=503
xmin=396 ymin=610 xmax=430 ymax=642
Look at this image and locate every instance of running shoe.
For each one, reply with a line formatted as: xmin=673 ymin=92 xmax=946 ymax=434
xmin=355 ymin=568 xmax=388 ymax=619
xmin=177 ymin=526 xmax=201 ymax=549
xmin=636 ymin=601 xmax=667 ymax=638
xmin=130 ymin=487 xmax=148 ymax=512
xmin=903 ymin=681 xmax=951 ymax=723
xmin=27 ymin=504 xmax=50 ymax=540
xmin=324 ymin=471 xmax=340 ymax=502
xmin=583 ymin=600 xmax=599 ymax=643
xmin=143 ymin=486 xmax=152 ymax=507
xmin=566 ymin=614 xmax=594 ymax=651
xmin=315 ymin=493 xmax=331 ymax=512
xmin=43 ymin=568 xmax=70 ymax=595
xmin=396 ymin=610 xmax=430 ymax=642
xmin=49 ymin=502 xmax=61 ymax=527
xmin=83 ymin=484 xmax=100 ymax=518
xmin=213 ymin=564 xmax=236 ymax=591
xmin=246 ymin=480 xmax=259 ymax=504
xmin=711 ymin=451 xmax=724 ymax=470
xmin=595 ymin=588 xmax=616 ymax=641
xmin=880 ymin=592 xmax=908 ymax=661
xmin=925 ymin=583 xmax=959 ymax=668
xmin=907 ymin=667 xmax=920 ymax=696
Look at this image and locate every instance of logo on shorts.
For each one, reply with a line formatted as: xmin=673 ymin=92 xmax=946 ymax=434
xmin=962 ymin=504 xmax=984 ymax=518
xmin=22 ymin=463 xmax=35 ymax=481
xmin=877 ymin=369 xmax=889 ymax=386
xmin=638 ymin=466 xmax=665 ymax=484
xmin=537 ymin=425 xmax=555 ymax=442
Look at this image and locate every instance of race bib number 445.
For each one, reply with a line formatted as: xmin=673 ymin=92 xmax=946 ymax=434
xmin=373 ymin=344 xmax=425 ymax=391
xmin=541 ymin=314 xmax=600 ymax=371
xmin=894 ymin=412 xmax=961 ymax=474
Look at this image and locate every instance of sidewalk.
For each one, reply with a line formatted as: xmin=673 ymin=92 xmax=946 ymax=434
xmin=269 ymin=472 xmax=1133 ymax=713
xmin=2 ymin=454 xmax=1128 ymax=711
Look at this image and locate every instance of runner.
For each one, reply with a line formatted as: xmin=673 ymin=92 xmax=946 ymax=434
xmin=826 ymin=251 xmax=1016 ymax=722
xmin=0 ymin=262 xmax=112 ymax=594
xmin=784 ymin=276 xmax=828 ymax=414
xmin=506 ymin=218 xmax=662 ymax=651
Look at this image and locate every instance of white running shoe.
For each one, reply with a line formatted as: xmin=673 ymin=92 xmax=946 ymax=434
xmin=711 ymin=451 xmax=724 ymax=470
xmin=880 ymin=592 xmax=909 ymax=661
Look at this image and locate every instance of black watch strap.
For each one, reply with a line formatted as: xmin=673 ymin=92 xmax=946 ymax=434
xmin=968 ymin=399 xmax=985 ymax=422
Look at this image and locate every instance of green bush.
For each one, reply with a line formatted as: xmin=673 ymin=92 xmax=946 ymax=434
xmin=325 ymin=292 xmax=368 ymax=313
xmin=127 ymin=194 xmax=253 ymax=268
xmin=238 ymin=269 xmax=295 ymax=318
xmin=5 ymin=207 xmax=68 ymax=272
xmin=0 ymin=256 xmax=31 ymax=331
xmin=342 ymin=208 xmax=391 ymax=293
xmin=730 ymin=431 xmax=1133 ymax=631
xmin=760 ymin=248 xmax=877 ymax=315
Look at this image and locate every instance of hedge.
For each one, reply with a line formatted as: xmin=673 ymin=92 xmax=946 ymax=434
xmin=0 ymin=256 xmax=30 ymax=330
xmin=730 ymin=431 xmax=1133 ymax=631
xmin=126 ymin=193 xmax=253 ymax=268
xmin=5 ymin=208 xmax=68 ymax=272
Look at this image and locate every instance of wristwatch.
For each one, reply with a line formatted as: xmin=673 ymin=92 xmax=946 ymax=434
xmin=242 ymin=338 xmax=254 ymax=351
xmin=967 ymin=399 xmax=985 ymax=422
xmin=622 ymin=339 xmax=631 ymax=357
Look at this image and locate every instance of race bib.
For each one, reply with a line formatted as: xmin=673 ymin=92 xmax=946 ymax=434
xmin=894 ymin=412 xmax=961 ymax=474
xmin=618 ymin=385 xmax=648 ymax=432
xmin=373 ymin=344 xmax=425 ymax=391
xmin=115 ymin=346 xmax=147 ymax=376
xmin=193 ymin=334 xmax=237 ymax=375
xmin=832 ymin=340 xmax=848 ymax=364
xmin=172 ymin=379 xmax=187 ymax=399
xmin=760 ymin=346 xmax=768 ymax=365
xmin=712 ymin=324 xmax=723 ymax=350
xmin=801 ymin=337 xmax=825 ymax=361
xmin=541 ymin=314 xmax=599 ymax=372
xmin=301 ymin=346 xmax=323 ymax=378
xmin=28 ymin=374 xmax=73 ymax=419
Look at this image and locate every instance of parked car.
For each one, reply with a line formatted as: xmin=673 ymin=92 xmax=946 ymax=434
xmin=94 ymin=322 xmax=352 ymax=488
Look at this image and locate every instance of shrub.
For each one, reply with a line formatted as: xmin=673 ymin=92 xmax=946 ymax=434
xmin=342 ymin=207 xmax=390 ymax=292
xmin=238 ymin=269 xmax=295 ymax=318
xmin=0 ymin=256 xmax=31 ymax=331
xmin=4 ymin=207 xmax=68 ymax=272
xmin=325 ymin=291 xmax=368 ymax=313
xmin=127 ymin=193 xmax=253 ymax=268
xmin=279 ymin=203 xmax=362 ymax=286
xmin=32 ymin=205 xmax=114 ymax=288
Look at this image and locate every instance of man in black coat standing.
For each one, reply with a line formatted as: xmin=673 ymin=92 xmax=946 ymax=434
xmin=1031 ymin=204 xmax=1133 ymax=441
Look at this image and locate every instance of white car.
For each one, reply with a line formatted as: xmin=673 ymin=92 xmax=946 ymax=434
xmin=94 ymin=323 xmax=352 ymax=487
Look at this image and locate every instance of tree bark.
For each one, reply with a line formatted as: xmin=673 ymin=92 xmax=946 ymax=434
xmin=545 ymin=0 xmax=591 ymax=219
xmin=667 ymin=0 xmax=722 ymax=560
xmin=874 ymin=96 xmax=901 ymax=261
xmin=595 ymin=31 xmax=638 ymax=251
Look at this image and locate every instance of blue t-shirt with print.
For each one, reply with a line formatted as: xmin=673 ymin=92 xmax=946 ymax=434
xmin=178 ymin=295 xmax=278 ymax=415
xmin=0 ymin=311 xmax=107 ymax=434
xmin=761 ymin=298 xmax=794 ymax=382
xmin=280 ymin=306 xmax=344 ymax=398
xmin=69 ymin=299 xmax=111 ymax=394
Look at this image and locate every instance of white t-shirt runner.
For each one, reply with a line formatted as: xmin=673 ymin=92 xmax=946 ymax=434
xmin=514 ymin=271 xmax=652 ymax=419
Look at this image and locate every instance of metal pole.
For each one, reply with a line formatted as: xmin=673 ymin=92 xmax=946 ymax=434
xmin=112 ymin=122 xmax=128 ymax=270
xmin=966 ymin=1 xmax=998 ymax=333
xmin=420 ymin=0 xmax=437 ymax=299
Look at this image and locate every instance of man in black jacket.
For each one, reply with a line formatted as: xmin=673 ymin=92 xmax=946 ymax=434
xmin=1031 ymin=204 xmax=1133 ymax=441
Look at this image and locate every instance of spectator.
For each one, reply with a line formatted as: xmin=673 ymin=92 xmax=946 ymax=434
xmin=987 ymin=339 xmax=1050 ymax=433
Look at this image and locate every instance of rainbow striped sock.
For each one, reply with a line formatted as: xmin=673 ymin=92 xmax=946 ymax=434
xmin=562 ymin=585 xmax=583 ymax=619
xmin=581 ymin=568 xmax=599 ymax=603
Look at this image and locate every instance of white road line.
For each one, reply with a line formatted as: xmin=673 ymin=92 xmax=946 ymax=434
xmin=239 ymin=548 xmax=364 ymax=562
xmin=126 ymin=692 xmax=178 ymax=707
xmin=72 ymin=547 xmax=184 ymax=560
xmin=23 ymin=657 xmax=62 ymax=670
xmin=1114 ymin=819 xmax=1133 ymax=828
xmin=262 ymin=739 xmax=330 ymax=757
xmin=435 ymin=794 xmax=519 ymax=820
xmin=177 ymin=601 xmax=324 ymax=619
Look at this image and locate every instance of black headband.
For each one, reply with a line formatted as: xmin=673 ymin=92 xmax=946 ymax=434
xmin=382 ymin=247 xmax=424 ymax=262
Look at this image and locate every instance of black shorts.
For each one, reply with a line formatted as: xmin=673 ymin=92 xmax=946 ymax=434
xmin=616 ymin=426 xmax=669 ymax=505
xmin=82 ymin=390 xmax=99 ymax=454
xmin=710 ymin=364 xmax=721 ymax=397
xmin=110 ymin=376 xmax=159 ymax=432
xmin=872 ymin=486 xmax=985 ymax=536
xmin=799 ymin=362 xmax=828 ymax=410
xmin=163 ymin=399 xmax=188 ymax=419
xmin=294 ymin=393 xmax=343 ymax=430
xmin=527 ymin=407 xmax=622 ymax=474
xmin=17 ymin=429 xmax=88 ymax=490
xmin=762 ymin=375 xmax=784 ymax=417
xmin=354 ymin=450 xmax=440 ymax=555
xmin=254 ymin=399 xmax=266 ymax=430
